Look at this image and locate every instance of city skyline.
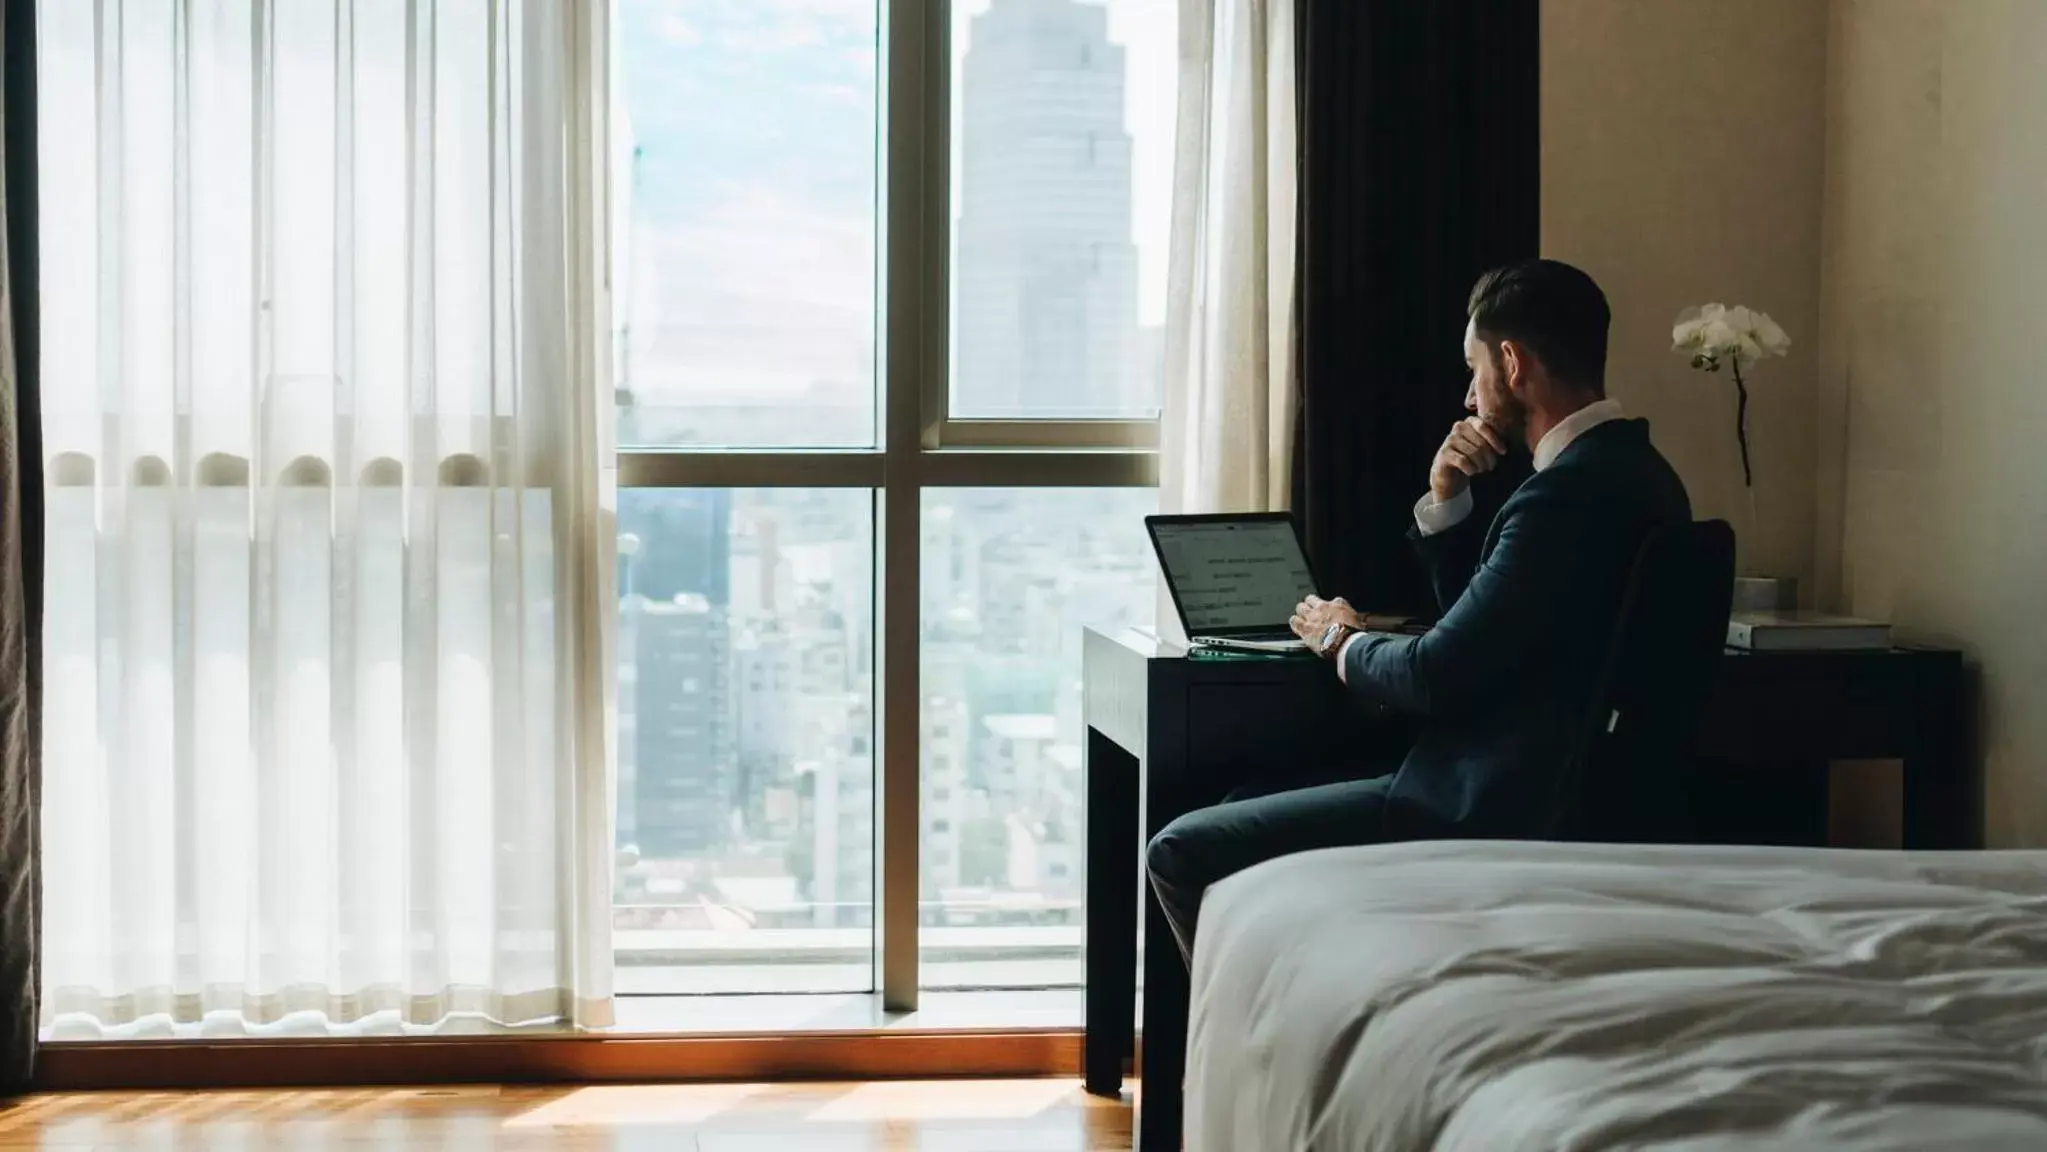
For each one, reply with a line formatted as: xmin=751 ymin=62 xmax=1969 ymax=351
xmin=609 ymin=0 xmax=1171 ymax=991
xmin=613 ymin=488 xmax=1150 ymax=952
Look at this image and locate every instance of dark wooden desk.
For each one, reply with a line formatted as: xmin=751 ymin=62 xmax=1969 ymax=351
xmin=1081 ymin=625 xmax=1972 ymax=1152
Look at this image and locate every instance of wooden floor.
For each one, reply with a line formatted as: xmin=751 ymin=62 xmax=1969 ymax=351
xmin=0 ymin=1080 xmax=1134 ymax=1149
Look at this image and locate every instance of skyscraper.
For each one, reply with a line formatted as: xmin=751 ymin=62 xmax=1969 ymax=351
xmin=625 ymin=593 xmax=736 ymax=859
xmin=955 ymin=0 xmax=1138 ymax=417
xmin=618 ymin=489 xmax=732 ymax=606
xmin=616 ymin=489 xmax=736 ymax=861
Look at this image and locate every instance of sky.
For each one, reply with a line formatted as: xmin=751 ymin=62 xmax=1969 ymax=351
xmin=614 ymin=0 xmax=1176 ymax=404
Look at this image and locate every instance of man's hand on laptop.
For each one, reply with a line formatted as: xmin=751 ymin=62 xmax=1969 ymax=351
xmin=1294 ymin=596 xmax=1414 ymax=658
xmin=1291 ymin=595 xmax=1364 ymax=658
xmin=1430 ymin=416 xmax=1510 ymax=501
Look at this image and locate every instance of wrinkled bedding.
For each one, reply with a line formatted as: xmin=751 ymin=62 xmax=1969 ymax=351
xmin=1188 ymin=841 xmax=2047 ymax=1151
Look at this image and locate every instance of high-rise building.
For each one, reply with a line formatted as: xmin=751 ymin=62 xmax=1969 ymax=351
xmin=801 ymin=741 xmax=874 ymax=929
xmin=1005 ymin=811 xmax=1081 ymax=905
xmin=619 ymin=489 xmax=732 ymax=606
xmin=625 ymin=593 xmax=735 ymax=858
xmin=980 ymin=712 xmax=1059 ymax=813
xmin=955 ymin=0 xmax=1137 ymax=417
xmin=616 ymin=489 xmax=736 ymax=860
xmin=922 ymin=695 xmax=972 ymax=897
xmin=732 ymin=620 xmax=796 ymax=834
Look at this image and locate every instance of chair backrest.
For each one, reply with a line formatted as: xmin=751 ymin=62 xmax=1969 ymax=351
xmin=1562 ymin=519 xmax=1736 ymax=843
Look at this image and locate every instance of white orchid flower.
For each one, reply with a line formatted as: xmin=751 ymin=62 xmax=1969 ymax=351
xmin=1753 ymin=312 xmax=1791 ymax=357
xmin=1672 ymin=302 xmax=1790 ymax=367
xmin=1671 ymin=302 xmax=1791 ymax=491
xmin=1671 ymin=303 xmax=1723 ymax=353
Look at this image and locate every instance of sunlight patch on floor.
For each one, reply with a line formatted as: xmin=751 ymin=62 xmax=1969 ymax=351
xmin=808 ymin=1078 xmax=1084 ymax=1123
xmin=503 ymin=1082 xmax=772 ymax=1127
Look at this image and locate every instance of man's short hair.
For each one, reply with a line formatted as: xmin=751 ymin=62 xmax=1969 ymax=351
xmin=1467 ymin=260 xmax=1610 ymax=393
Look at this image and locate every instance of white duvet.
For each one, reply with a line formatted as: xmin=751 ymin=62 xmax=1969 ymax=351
xmin=1188 ymin=841 xmax=2047 ymax=1151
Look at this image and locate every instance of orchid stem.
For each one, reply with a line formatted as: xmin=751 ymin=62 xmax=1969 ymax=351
xmin=1731 ymin=356 xmax=1753 ymax=488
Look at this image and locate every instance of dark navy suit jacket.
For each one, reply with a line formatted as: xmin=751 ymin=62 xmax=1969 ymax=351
xmin=1341 ymin=417 xmax=1692 ymax=839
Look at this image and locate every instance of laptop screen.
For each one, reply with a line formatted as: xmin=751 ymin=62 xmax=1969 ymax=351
xmin=1151 ymin=517 xmax=1318 ymax=633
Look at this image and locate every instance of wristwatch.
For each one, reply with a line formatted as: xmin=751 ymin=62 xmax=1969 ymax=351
xmin=1317 ymin=621 xmax=1357 ymax=659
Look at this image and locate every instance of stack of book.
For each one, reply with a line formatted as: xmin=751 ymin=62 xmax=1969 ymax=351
xmin=1726 ymin=610 xmax=1891 ymax=652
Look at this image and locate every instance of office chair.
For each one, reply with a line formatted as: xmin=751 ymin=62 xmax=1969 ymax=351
xmin=1561 ymin=519 xmax=1737 ymax=843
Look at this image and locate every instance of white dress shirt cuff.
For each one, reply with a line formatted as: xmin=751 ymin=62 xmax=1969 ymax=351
xmin=1413 ymin=488 xmax=1474 ymax=537
xmin=1336 ymin=631 xmax=1366 ymax=685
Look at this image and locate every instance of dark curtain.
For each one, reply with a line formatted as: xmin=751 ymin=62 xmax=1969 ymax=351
xmin=0 ymin=0 xmax=41 ymax=1092
xmin=1293 ymin=0 xmax=1541 ymax=615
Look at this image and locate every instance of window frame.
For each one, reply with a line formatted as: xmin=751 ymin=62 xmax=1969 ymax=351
xmin=608 ymin=0 xmax=1158 ymax=1011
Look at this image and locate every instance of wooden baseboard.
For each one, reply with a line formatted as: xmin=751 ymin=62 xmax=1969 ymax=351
xmin=34 ymin=1030 xmax=1083 ymax=1091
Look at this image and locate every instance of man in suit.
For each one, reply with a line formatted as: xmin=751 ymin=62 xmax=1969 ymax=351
xmin=1145 ymin=259 xmax=1691 ymax=961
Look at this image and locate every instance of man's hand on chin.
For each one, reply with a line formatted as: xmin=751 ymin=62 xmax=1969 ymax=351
xmin=1429 ymin=415 xmax=1511 ymax=502
xmin=1290 ymin=595 xmax=1364 ymax=658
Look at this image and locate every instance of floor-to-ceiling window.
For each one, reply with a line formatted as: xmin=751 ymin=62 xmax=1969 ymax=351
xmin=610 ymin=0 xmax=1172 ymax=1004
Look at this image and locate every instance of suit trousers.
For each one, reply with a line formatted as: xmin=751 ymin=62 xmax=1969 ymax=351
xmin=1145 ymin=769 xmax=1397 ymax=965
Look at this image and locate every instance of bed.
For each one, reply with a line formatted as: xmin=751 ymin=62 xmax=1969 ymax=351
xmin=1187 ymin=841 xmax=2047 ymax=1151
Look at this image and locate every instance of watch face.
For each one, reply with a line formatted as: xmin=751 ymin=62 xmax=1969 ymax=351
xmin=1320 ymin=623 xmax=1346 ymax=651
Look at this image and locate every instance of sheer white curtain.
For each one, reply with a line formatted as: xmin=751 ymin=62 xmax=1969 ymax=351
xmin=37 ymin=0 xmax=614 ymax=1031
xmin=1161 ymin=0 xmax=1297 ymax=520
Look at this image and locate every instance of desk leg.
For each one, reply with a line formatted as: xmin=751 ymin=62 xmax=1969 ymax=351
xmin=1136 ymin=856 xmax=1189 ymax=1152
xmin=1084 ymin=724 xmax=1139 ymax=1098
xmin=1134 ymin=683 xmax=1192 ymax=1152
xmin=1904 ymin=659 xmax=1974 ymax=850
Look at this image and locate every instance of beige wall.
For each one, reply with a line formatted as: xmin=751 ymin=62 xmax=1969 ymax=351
xmin=1818 ymin=0 xmax=2047 ymax=846
xmin=1541 ymin=0 xmax=1829 ymax=584
xmin=1545 ymin=0 xmax=2047 ymax=844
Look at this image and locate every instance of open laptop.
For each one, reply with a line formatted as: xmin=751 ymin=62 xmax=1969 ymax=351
xmin=1146 ymin=512 xmax=1319 ymax=653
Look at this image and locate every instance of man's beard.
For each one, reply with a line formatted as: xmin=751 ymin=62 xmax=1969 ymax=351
xmin=1483 ymin=384 xmax=1528 ymax=448
xmin=1482 ymin=351 xmax=1527 ymax=447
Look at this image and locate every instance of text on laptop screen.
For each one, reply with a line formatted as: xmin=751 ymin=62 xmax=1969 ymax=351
xmin=1154 ymin=520 xmax=1317 ymax=633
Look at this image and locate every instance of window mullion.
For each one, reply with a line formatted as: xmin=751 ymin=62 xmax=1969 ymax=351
xmin=877 ymin=0 xmax=947 ymax=1012
xmin=936 ymin=419 xmax=1160 ymax=451
xmin=615 ymin=451 xmax=885 ymax=489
